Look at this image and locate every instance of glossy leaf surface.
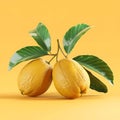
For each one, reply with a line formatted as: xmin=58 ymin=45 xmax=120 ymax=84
xmin=9 ymin=46 xmax=48 ymax=70
xmin=73 ymin=55 xmax=114 ymax=84
xmin=63 ymin=24 xmax=90 ymax=54
xmin=30 ymin=23 xmax=51 ymax=52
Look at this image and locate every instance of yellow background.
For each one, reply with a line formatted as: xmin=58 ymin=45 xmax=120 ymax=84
xmin=0 ymin=0 xmax=120 ymax=120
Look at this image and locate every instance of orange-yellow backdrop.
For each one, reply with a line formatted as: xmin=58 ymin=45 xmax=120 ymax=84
xmin=0 ymin=0 xmax=120 ymax=120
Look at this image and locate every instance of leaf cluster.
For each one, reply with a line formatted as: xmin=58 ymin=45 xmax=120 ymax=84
xmin=9 ymin=23 xmax=114 ymax=93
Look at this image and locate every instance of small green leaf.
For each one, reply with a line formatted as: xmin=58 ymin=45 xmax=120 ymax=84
xmin=63 ymin=24 xmax=90 ymax=54
xmin=9 ymin=46 xmax=48 ymax=70
xmin=30 ymin=23 xmax=51 ymax=52
xmin=73 ymin=55 xmax=114 ymax=84
xmin=86 ymin=69 xmax=108 ymax=93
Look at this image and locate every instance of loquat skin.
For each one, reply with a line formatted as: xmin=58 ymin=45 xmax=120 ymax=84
xmin=17 ymin=58 xmax=52 ymax=97
xmin=53 ymin=58 xmax=90 ymax=99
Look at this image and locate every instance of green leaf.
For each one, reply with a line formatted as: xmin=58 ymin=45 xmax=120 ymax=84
xmin=86 ymin=69 xmax=108 ymax=93
xmin=29 ymin=23 xmax=51 ymax=52
xmin=63 ymin=24 xmax=90 ymax=54
xmin=73 ymin=55 xmax=114 ymax=84
xmin=8 ymin=46 xmax=48 ymax=70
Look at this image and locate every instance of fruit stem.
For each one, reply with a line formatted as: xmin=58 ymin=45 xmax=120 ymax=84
xmin=48 ymin=54 xmax=57 ymax=64
xmin=48 ymin=53 xmax=56 ymax=56
xmin=48 ymin=39 xmax=67 ymax=63
xmin=57 ymin=39 xmax=67 ymax=58
xmin=56 ymin=39 xmax=60 ymax=62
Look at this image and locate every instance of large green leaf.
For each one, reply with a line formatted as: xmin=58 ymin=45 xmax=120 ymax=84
xmin=73 ymin=55 xmax=114 ymax=84
xmin=63 ymin=24 xmax=90 ymax=54
xmin=29 ymin=23 xmax=51 ymax=52
xmin=86 ymin=69 xmax=108 ymax=93
xmin=9 ymin=46 xmax=48 ymax=70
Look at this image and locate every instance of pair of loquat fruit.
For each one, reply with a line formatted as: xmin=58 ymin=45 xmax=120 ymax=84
xmin=18 ymin=58 xmax=90 ymax=99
